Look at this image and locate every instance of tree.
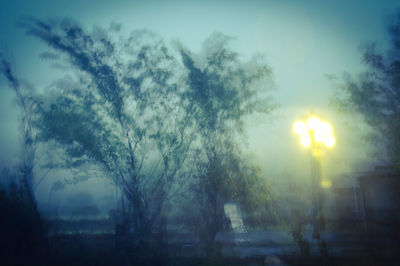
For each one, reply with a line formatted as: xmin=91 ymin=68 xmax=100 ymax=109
xmin=178 ymin=33 xmax=276 ymax=254
xmin=0 ymin=60 xmax=49 ymax=265
xmin=22 ymin=18 xmax=194 ymax=238
xmin=0 ymin=58 xmax=40 ymax=210
xmin=14 ymin=19 xmax=276 ymax=253
xmin=336 ymin=11 xmax=400 ymax=166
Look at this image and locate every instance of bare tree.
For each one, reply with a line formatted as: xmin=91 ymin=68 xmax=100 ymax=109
xmin=0 ymin=54 xmax=49 ymax=262
xmin=0 ymin=58 xmax=41 ymax=213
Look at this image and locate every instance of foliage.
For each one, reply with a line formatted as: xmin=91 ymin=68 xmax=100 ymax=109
xmin=22 ymin=18 xmax=194 ymax=236
xmin=0 ymin=52 xmax=50 ymax=259
xmin=0 ymin=56 xmax=41 ymax=207
xmin=7 ymin=18 xmax=276 ymax=250
xmin=335 ymin=12 xmax=400 ymax=166
xmin=178 ymin=33 xmax=275 ymax=252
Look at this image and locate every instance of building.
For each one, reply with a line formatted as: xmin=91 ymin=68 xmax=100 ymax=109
xmin=332 ymin=166 xmax=400 ymax=230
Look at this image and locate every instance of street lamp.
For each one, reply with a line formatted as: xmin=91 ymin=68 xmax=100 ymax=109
xmin=293 ymin=115 xmax=335 ymax=253
xmin=293 ymin=116 xmax=335 ymax=150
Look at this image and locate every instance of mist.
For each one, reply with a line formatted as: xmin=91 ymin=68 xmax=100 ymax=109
xmin=1 ymin=0 xmax=399 ymax=265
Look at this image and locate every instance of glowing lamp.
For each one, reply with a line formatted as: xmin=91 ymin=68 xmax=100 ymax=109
xmin=293 ymin=121 xmax=307 ymax=135
xmin=293 ymin=115 xmax=336 ymax=149
xmin=300 ymin=135 xmax=311 ymax=147
xmin=324 ymin=135 xmax=336 ymax=148
xmin=320 ymin=178 xmax=332 ymax=188
xmin=307 ymin=116 xmax=320 ymax=131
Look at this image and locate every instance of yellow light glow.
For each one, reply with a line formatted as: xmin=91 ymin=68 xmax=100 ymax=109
xmin=316 ymin=122 xmax=331 ymax=141
xmin=300 ymin=135 xmax=311 ymax=147
xmin=293 ymin=121 xmax=307 ymax=135
xmin=313 ymin=131 xmax=324 ymax=143
xmin=320 ymin=179 xmax=332 ymax=188
xmin=319 ymin=122 xmax=332 ymax=135
xmin=307 ymin=116 xmax=320 ymax=131
xmin=312 ymin=148 xmax=323 ymax=157
xmin=324 ymin=135 xmax=336 ymax=147
xmin=293 ymin=116 xmax=336 ymax=149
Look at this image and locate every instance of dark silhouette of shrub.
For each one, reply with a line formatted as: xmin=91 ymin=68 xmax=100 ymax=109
xmin=0 ymin=183 xmax=49 ymax=265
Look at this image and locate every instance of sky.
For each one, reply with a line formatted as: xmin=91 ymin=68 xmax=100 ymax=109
xmin=1 ymin=0 xmax=399 ymax=210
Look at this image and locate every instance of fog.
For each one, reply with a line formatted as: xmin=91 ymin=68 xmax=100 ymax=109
xmin=1 ymin=0 xmax=393 ymax=213
xmin=0 ymin=1 xmax=399 ymax=264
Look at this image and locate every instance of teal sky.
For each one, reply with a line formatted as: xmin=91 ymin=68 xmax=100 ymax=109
xmin=1 ymin=0 xmax=399 ymax=193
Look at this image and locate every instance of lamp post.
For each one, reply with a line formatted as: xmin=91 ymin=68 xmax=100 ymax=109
xmin=293 ymin=115 xmax=335 ymax=254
